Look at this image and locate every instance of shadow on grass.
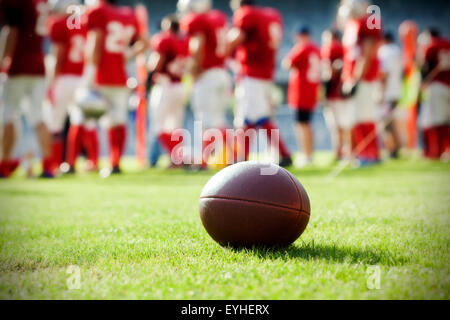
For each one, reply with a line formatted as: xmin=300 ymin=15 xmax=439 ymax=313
xmin=227 ymin=241 xmax=409 ymax=266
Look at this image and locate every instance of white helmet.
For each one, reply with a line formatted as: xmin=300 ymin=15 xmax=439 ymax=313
xmin=75 ymin=88 xmax=107 ymax=119
xmin=49 ymin=0 xmax=80 ymax=14
xmin=177 ymin=0 xmax=212 ymax=14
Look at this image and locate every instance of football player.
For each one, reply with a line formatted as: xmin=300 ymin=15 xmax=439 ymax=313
xmin=378 ymin=31 xmax=405 ymax=159
xmin=47 ymin=0 xmax=99 ymax=174
xmin=0 ymin=0 xmax=53 ymax=178
xmin=178 ymin=0 xmax=232 ymax=168
xmin=320 ymin=29 xmax=351 ymax=161
xmin=339 ymin=0 xmax=383 ymax=165
xmin=227 ymin=0 xmax=292 ymax=167
xmin=83 ymin=0 xmax=148 ymax=174
xmin=418 ymin=28 xmax=450 ymax=160
xmin=148 ymin=15 xmax=188 ymax=167
xmin=283 ymin=26 xmax=321 ymax=167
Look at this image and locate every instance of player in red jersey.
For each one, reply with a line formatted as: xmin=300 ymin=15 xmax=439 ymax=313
xmin=148 ymin=15 xmax=188 ymax=167
xmin=46 ymin=0 xmax=99 ymax=174
xmin=0 ymin=0 xmax=53 ymax=178
xmin=283 ymin=26 xmax=321 ymax=167
xmin=339 ymin=0 xmax=383 ymax=165
xmin=418 ymin=28 xmax=450 ymax=160
xmin=178 ymin=0 xmax=232 ymax=168
xmin=83 ymin=0 xmax=148 ymax=175
xmin=227 ymin=0 xmax=292 ymax=167
xmin=320 ymin=29 xmax=353 ymax=161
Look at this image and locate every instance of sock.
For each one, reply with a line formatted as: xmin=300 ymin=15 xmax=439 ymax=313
xmin=51 ymin=133 xmax=64 ymax=170
xmin=438 ymin=125 xmax=450 ymax=157
xmin=42 ymin=157 xmax=53 ymax=174
xmin=364 ymin=122 xmax=379 ymax=161
xmin=66 ymin=125 xmax=84 ymax=167
xmin=424 ymin=127 xmax=440 ymax=159
xmin=82 ymin=129 xmax=99 ymax=167
xmin=108 ymin=125 xmax=126 ymax=168
xmin=261 ymin=121 xmax=291 ymax=159
xmin=0 ymin=159 xmax=20 ymax=177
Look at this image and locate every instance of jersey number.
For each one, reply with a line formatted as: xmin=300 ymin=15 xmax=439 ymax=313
xmin=69 ymin=35 xmax=86 ymax=63
xmin=105 ymin=22 xmax=136 ymax=53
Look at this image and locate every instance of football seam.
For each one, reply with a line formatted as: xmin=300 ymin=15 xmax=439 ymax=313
xmin=283 ymin=169 xmax=304 ymax=212
xmin=200 ymin=196 xmax=310 ymax=216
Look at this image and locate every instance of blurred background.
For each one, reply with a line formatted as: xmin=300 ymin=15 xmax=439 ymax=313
xmin=17 ymin=0 xmax=450 ymax=157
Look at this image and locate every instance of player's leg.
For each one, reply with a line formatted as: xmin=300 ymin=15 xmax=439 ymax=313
xmin=27 ymin=77 xmax=53 ymax=177
xmin=65 ymin=106 xmax=84 ymax=172
xmin=383 ymin=101 xmax=401 ymax=158
xmin=294 ymin=109 xmax=314 ymax=167
xmin=430 ymin=83 xmax=450 ymax=159
xmin=82 ymin=119 xmax=99 ymax=171
xmin=323 ymin=101 xmax=341 ymax=159
xmin=102 ymin=87 xmax=129 ymax=174
xmin=151 ymin=82 xmax=186 ymax=166
xmin=0 ymin=76 xmax=25 ymax=177
xmin=335 ymin=99 xmax=354 ymax=161
xmin=353 ymin=81 xmax=380 ymax=163
xmin=47 ymin=76 xmax=76 ymax=172
xmin=207 ymin=69 xmax=232 ymax=167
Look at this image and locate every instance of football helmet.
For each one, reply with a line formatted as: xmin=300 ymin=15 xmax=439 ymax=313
xmin=49 ymin=0 xmax=80 ymax=14
xmin=75 ymin=88 xmax=108 ymax=119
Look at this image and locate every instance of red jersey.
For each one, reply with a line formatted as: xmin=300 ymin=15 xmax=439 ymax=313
xmin=233 ymin=6 xmax=283 ymax=80
xmin=0 ymin=0 xmax=48 ymax=76
xmin=180 ymin=10 xmax=227 ymax=71
xmin=342 ymin=15 xmax=382 ymax=82
xmin=287 ymin=43 xmax=321 ymax=109
xmin=424 ymin=37 xmax=450 ymax=87
xmin=322 ymin=39 xmax=344 ymax=100
xmin=50 ymin=15 xmax=87 ymax=76
xmin=87 ymin=3 xmax=140 ymax=86
xmin=152 ymin=31 xmax=188 ymax=83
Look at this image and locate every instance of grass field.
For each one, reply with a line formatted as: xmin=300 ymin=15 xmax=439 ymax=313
xmin=0 ymin=155 xmax=449 ymax=299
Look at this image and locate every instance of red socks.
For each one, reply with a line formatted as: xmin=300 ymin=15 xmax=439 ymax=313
xmin=82 ymin=129 xmax=99 ymax=168
xmin=261 ymin=121 xmax=291 ymax=159
xmin=352 ymin=122 xmax=379 ymax=161
xmin=108 ymin=125 xmax=126 ymax=168
xmin=423 ymin=125 xmax=450 ymax=159
xmin=66 ymin=125 xmax=83 ymax=167
xmin=0 ymin=159 xmax=20 ymax=177
xmin=241 ymin=122 xmax=291 ymax=161
xmin=50 ymin=133 xmax=64 ymax=171
xmin=159 ymin=132 xmax=184 ymax=165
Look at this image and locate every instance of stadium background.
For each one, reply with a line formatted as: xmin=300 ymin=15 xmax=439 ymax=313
xmin=17 ymin=0 xmax=450 ymax=159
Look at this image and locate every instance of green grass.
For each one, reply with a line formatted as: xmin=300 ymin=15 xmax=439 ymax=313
xmin=0 ymin=155 xmax=449 ymax=299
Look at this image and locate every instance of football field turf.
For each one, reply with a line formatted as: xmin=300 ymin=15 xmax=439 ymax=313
xmin=0 ymin=156 xmax=449 ymax=299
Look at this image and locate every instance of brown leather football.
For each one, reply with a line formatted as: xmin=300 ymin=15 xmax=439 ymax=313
xmin=199 ymin=161 xmax=310 ymax=247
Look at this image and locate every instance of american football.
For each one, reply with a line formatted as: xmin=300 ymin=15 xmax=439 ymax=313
xmin=0 ymin=0 xmax=449 ymax=307
xmin=200 ymin=161 xmax=310 ymax=247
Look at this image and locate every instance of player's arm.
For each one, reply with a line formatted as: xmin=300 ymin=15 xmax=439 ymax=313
xmin=282 ymin=48 xmax=300 ymax=70
xmin=189 ymin=32 xmax=205 ymax=78
xmin=127 ymin=34 xmax=150 ymax=60
xmin=0 ymin=25 xmax=18 ymax=72
xmin=48 ymin=42 xmax=66 ymax=86
xmin=148 ymin=51 xmax=166 ymax=74
xmin=83 ymin=28 xmax=103 ymax=87
xmin=226 ymin=27 xmax=245 ymax=56
xmin=354 ymin=38 xmax=378 ymax=81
